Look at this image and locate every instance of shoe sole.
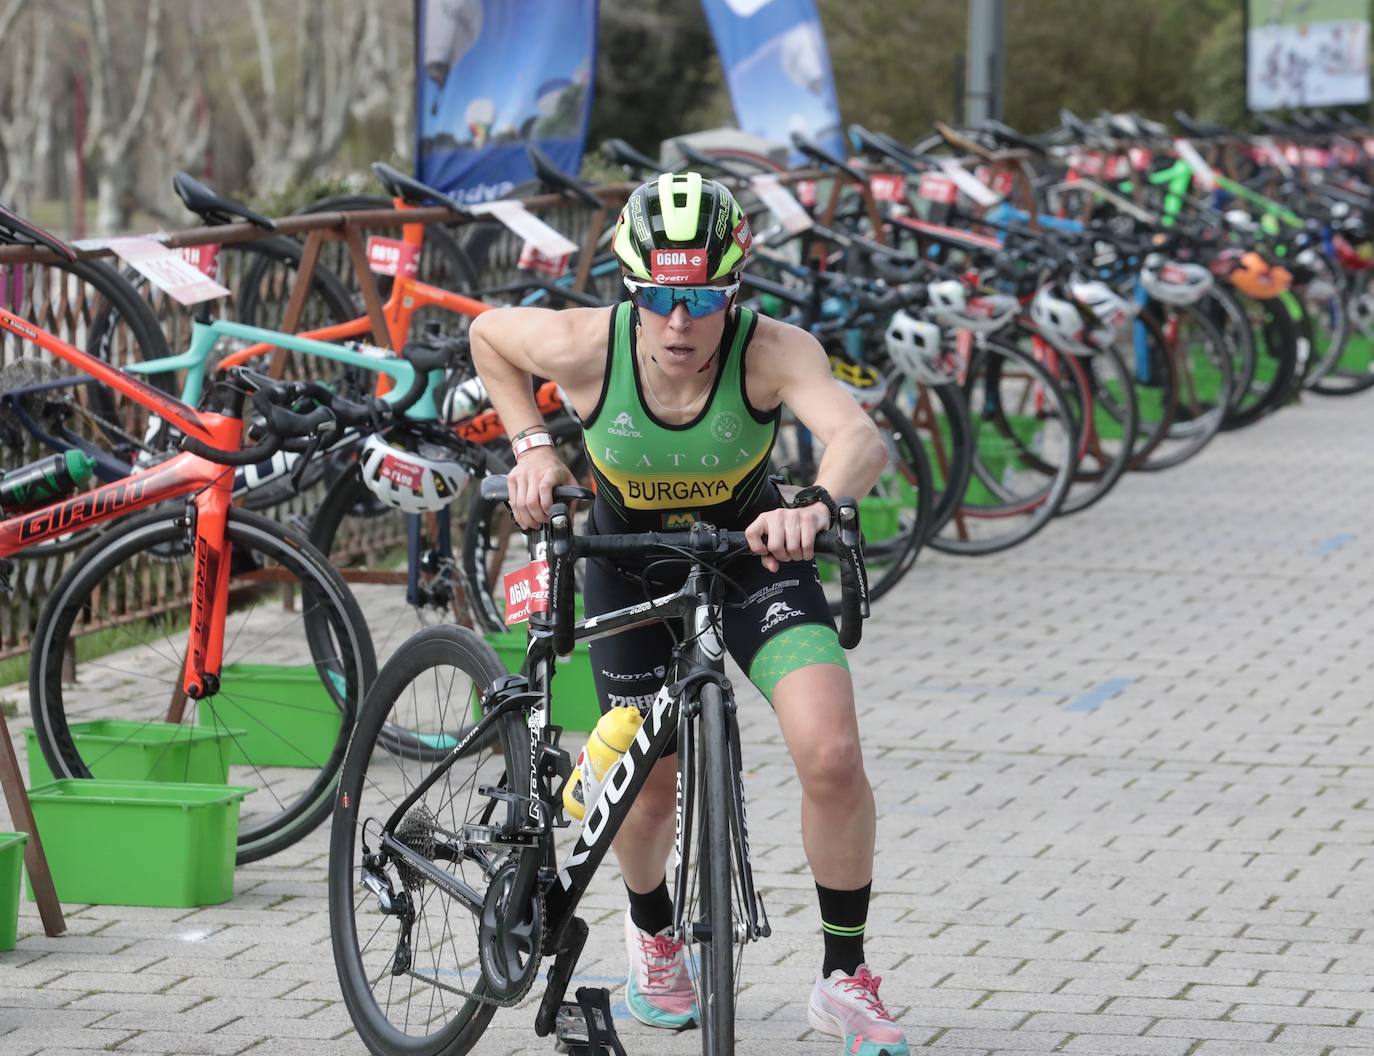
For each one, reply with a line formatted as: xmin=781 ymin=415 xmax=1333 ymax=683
xmin=807 ymin=998 xmax=908 ymax=1056
xmin=625 ymin=971 xmax=696 ymax=1030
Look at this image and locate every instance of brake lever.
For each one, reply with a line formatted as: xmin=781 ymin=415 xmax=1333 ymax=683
xmin=289 ymin=429 xmax=323 ymax=494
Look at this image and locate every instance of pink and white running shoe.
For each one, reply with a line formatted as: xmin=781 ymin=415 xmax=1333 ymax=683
xmin=623 ymin=909 xmax=697 ymax=1029
xmin=808 ymin=965 xmax=909 ymax=1056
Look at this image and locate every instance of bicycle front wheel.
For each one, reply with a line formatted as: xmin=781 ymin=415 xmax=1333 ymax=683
xmin=683 ymin=681 xmax=739 ymax=1054
xmin=29 ymin=506 xmax=376 ymax=863
xmin=330 ymin=625 xmax=523 ymax=1056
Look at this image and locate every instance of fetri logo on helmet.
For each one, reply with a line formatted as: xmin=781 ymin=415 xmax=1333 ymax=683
xmin=613 ymin=171 xmax=752 ymax=283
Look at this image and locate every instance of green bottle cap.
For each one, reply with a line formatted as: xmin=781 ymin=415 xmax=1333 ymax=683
xmin=63 ymin=449 xmax=97 ymax=487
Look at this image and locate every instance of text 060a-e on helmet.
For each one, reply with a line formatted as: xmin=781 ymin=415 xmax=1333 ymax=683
xmin=613 ymin=172 xmax=753 ymax=284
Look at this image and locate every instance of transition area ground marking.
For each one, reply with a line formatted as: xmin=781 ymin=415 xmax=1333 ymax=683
xmin=1065 ymin=676 xmax=1136 ymax=714
xmin=1312 ymin=531 xmax=1355 ymax=556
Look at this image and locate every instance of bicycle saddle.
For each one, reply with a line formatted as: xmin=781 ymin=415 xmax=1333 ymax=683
xmin=675 ymin=141 xmax=754 ymax=179
xmin=791 ymin=131 xmax=867 ymax=184
xmin=525 ymin=143 xmax=602 ymax=209
xmin=173 ymin=172 xmax=276 ymax=230
xmin=371 ymin=161 xmax=473 ymax=217
xmin=601 ymin=137 xmax=663 ymax=177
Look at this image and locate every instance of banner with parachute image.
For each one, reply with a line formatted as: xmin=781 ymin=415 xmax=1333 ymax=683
xmin=700 ymin=0 xmax=845 ymax=159
xmin=415 ymin=0 xmax=598 ymax=203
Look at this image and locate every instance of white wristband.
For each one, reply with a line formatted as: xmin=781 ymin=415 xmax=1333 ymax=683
xmin=511 ymin=431 xmax=553 ymax=459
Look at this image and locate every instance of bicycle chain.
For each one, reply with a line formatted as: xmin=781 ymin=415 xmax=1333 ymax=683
xmin=396 ymin=889 xmax=546 ymax=1010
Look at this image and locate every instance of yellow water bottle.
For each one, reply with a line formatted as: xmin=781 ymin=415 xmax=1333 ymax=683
xmin=562 ymin=706 xmax=645 ymax=821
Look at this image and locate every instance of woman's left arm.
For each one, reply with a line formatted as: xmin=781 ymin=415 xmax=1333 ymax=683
xmin=744 ymin=326 xmax=888 ymax=571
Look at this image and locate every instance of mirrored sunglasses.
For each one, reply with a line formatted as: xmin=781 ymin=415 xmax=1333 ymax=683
xmin=624 ymin=278 xmax=740 ymax=318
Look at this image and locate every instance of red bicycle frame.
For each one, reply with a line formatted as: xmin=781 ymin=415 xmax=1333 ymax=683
xmin=0 ymin=306 xmax=245 ymax=698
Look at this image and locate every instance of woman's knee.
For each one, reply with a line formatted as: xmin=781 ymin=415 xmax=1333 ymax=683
xmin=794 ymin=734 xmax=867 ymax=799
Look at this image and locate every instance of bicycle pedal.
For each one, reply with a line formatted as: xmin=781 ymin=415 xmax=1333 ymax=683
xmin=553 ymin=987 xmax=626 ymax=1056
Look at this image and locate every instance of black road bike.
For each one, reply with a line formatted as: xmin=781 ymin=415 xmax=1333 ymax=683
xmin=329 ymin=478 xmax=869 ymax=1056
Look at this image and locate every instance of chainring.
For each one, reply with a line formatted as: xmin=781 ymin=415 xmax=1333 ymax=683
xmin=477 ymin=860 xmax=544 ymax=1003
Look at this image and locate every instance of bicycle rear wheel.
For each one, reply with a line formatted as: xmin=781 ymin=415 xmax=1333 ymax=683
xmin=330 ymin=625 xmax=522 ymax=1056
xmin=29 ymin=506 xmax=375 ymax=862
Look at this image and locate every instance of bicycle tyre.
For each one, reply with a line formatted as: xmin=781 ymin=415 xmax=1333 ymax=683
xmin=235 ymin=234 xmax=359 ymax=334
xmin=29 ymin=505 xmax=376 ymax=863
xmin=1221 ymin=291 xmax=1298 ymax=429
xmin=694 ymin=680 xmax=737 ymax=1055
xmin=330 ymin=624 xmax=520 ymax=1056
xmin=928 ymin=339 xmax=1076 ymax=557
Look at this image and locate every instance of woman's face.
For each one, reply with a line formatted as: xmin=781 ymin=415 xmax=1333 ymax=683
xmin=635 ymin=300 xmax=730 ymax=379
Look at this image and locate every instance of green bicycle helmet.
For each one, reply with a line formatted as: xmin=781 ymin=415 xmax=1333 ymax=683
xmin=612 ymin=172 xmax=753 ymax=284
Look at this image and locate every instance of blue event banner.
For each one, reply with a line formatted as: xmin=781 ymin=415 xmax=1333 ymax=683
xmin=416 ymin=0 xmax=598 ymax=203
xmin=700 ymin=0 xmax=845 ymax=159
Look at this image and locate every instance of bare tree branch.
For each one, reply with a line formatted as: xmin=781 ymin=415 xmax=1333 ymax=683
xmin=0 ymin=0 xmax=28 ymax=42
xmin=112 ymin=0 xmax=161 ymax=154
xmin=248 ymin=0 xmax=275 ymax=114
xmin=84 ymin=0 xmax=110 ymax=155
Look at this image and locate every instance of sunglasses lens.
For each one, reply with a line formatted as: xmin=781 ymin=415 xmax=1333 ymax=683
xmin=629 ymin=284 xmax=733 ymax=317
xmin=630 ymin=285 xmax=680 ymax=315
xmin=678 ymin=288 xmax=733 ymax=317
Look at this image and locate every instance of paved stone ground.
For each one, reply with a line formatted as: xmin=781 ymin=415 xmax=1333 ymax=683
xmin=3 ymin=387 xmax=1374 ymax=1056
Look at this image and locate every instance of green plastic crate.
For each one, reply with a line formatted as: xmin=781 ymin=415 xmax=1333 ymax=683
xmin=859 ymin=495 xmax=902 ymax=542
xmin=487 ymin=595 xmax=600 ymax=731
xmin=24 ymin=721 xmax=241 ymax=788
xmin=197 ymin=664 xmax=345 ymax=768
xmin=0 ymin=832 xmax=26 ymax=951
xmin=26 ymin=780 xmax=251 ymax=907
xmin=485 ymin=630 xmax=601 ymax=732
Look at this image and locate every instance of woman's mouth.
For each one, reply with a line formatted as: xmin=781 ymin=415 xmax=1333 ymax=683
xmin=663 ymin=344 xmax=695 ymax=361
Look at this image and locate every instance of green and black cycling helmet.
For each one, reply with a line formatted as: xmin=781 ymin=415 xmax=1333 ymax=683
xmin=612 ymin=172 xmax=753 ymax=283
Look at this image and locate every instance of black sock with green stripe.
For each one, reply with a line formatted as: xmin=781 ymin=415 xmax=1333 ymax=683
xmin=817 ymin=881 xmax=870 ymax=977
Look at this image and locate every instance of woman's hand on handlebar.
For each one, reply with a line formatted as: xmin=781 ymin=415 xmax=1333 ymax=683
xmin=745 ymin=503 xmax=830 ymax=573
xmin=507 ymin=447 xmax=578 ymax=530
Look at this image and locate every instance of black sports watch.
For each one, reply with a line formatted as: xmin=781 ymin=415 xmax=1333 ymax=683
xmin=789 ymin=484 xmax=839 ymax=527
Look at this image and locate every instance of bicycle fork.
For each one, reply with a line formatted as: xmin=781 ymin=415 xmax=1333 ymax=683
xmin=670 ymin=599 xmax=770 ymax=947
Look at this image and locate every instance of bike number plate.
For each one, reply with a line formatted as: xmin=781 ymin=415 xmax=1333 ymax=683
xmin=504 ymin=559 xmax=551 ymax=625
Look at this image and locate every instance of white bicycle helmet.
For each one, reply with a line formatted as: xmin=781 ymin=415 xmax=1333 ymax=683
xmin=439 ymin=374 xmax=488 ymax=424
xmin=925 ymin=279 xmax=1018 ymax=334
xmin=1030 ymin=279 xmax=1133 ymax=356
xmin=358 ymin=426 xmax=471 ymax=514
xmin=1139 ymin=253 xmax=1213 ymax=306
xmin=884 ymin=309 xmax=955 ymax=385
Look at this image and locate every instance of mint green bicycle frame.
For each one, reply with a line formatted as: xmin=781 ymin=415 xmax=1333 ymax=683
xmin=123 ymin=319 xmax=442 ymax=420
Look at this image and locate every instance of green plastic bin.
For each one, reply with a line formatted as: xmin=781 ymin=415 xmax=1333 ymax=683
xmin=197 ymin=664 xmax=345 ymax=768
xmin=24 ymin=721 xmax=241 ymax=788
xmin=26 ymin=780 xmax=252 ymax=907
xmin=0 ymin=832 xmax=26 ymax=951
xmin=486 ymin=595 xmax=600 ymax=731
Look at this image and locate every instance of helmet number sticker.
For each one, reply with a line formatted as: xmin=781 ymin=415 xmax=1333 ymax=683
xmin=379 ymin=453 xmax=424 ymax=489
xmin=650 ymin=249 xmax=707 ymax=284
xmin=732 ymin=216 xmax=753 ymax=256
xmin=504 ymin=559 xmax=551 ymax=625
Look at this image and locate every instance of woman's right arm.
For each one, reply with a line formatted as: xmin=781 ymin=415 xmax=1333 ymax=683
xmin=468 ymin=306 xmax=598 ymax=528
